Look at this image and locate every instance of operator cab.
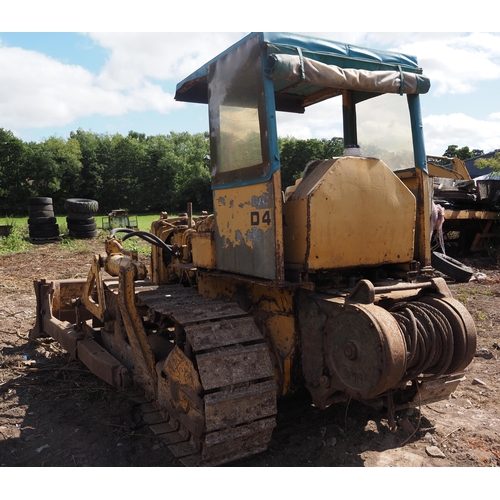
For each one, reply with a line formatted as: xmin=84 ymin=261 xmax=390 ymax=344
xmin=175 ymin=32 xmax=432 ymax=281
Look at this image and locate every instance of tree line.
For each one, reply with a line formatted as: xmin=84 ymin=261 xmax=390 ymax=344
xmin=2 ymin=126 xmax=493 ymax=217
xmin=0 ymin=128 xmax=345 ymax=216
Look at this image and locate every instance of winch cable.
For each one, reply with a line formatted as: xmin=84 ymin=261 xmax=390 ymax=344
xmin=110 ymin=228 xmax=176 ymax=256
xmin=390 ymin=301 xmax=455 ymax=380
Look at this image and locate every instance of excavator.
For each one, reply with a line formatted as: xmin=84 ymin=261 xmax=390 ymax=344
xmin=30 ymin=32 xmax=477 ymax=466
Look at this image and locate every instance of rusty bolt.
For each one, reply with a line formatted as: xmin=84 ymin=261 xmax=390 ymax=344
xmin=344 ymin=341 xmax=358 ymax=360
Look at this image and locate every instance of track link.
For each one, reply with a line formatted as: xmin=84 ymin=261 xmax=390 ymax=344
xmin=123 ymin=283 xmax=278 ymax=466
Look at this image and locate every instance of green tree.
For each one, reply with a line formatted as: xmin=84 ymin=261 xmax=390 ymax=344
xmin=0 ymin=128 xmax=31 ymax=214
xmin=69 ymin=129 xmax=107 ymax=204
xmin=168 ymin=132 xmax=211 ymax=212
xmin=102 ymin=133 xmax=148 ymax=213
xmin=443 ymin=145 xmax=474 ymax=161
xmin=279 ymin=137 xmax=344 ymax=189
xmin=24 ymin=136 xmax=83 ymax=212
xmin=475 ymin=151 xmax=500 ymax=173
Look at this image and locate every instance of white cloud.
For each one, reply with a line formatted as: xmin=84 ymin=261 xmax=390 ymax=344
xmin=0 ymin=33 xmax=247 ymax=131
xmin=394 ymin=33 xmax=500 ymax=96
xmin=1 ymin=30 xmax=499 ymax=150
xmin=277 ymin=99 xmax=343 ymax=139
xmin=423 ymin=113 xmax=500 ymax=154
xmin=0 ymin=42 xmax=187 ymax=130
xmin=88 ymin=33 xmax=246 ymax=90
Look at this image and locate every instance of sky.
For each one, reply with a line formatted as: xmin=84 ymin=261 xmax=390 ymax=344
xmin=1 ymin=5 xmax=499 ymax=157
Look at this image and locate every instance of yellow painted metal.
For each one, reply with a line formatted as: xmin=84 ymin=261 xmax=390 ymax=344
xmin=49 ymin=279 xmax=87 ymax=321
xmin=162 ymin=345 xmax=204 ymax=416
xmin=283 ymin=157 xmax=416 ymax=270
xmin=427 ymin=156 xmax=471 ymax=181
xmin=197 ymin=272 xmax=311 ymax=396
xmin=191 ymin=231 xmax=216 ymax=269
xmin=213 ymin=171 xmax=284 ymax=281
xmin=397 ymin=167 xmax=432 ymax=266
xmin=81 ymin=254 xmax=107 ymax=322
xmin=150 ymin=219 xmax=176 ymax=285
xmin=118 ymin=263 xmax=157 ymax=389
xmin=445 ymin=209 xmax=500 ymax=220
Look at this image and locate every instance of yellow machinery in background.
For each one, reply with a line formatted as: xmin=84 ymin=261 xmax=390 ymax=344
xmin=31 ymin=33 xmax=476 ymax=466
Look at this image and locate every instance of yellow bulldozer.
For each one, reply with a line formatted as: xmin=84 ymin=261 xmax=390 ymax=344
xmin=30 ymin=32 xmax=477 ymax=466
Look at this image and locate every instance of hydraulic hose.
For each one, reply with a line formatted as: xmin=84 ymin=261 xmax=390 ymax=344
xmin=111 ymin=228 xmax=176 ymax=256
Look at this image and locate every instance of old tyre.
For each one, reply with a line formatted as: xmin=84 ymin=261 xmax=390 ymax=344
xmin=28 ymin=204 xmax=53 ymax=213
xmin=69 ymin=229 xmax=98 ymax=239
xmin=66 ymin=212 xmax=96 ymax=221
xmin=29 ymin=223 xmax=59 ymax=232
xmin=29 ymin=223 xmax=60 ymax=239
xmin=431 ymin=251 xmax=473 ymax=283
xmin=66 ymin=215 xmax=95 ymax=225
xmin=67 ymin=222 xmax=97 ymax=232
xmin=28 ymin=209 xmax=54 ymax=218
xmin=64 ymin=198 xmax=98 ymax=214
xmin=30 ymin=232 xmax=60 ymax=240
xmin=28 ymin=197 xmax=53 ymax=206
xmin=28 ymin=216 xmax=57 ymax=225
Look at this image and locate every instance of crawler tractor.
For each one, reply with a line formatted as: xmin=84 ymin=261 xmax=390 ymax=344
xmin=31 ymin=33 xmax=477 ymax=466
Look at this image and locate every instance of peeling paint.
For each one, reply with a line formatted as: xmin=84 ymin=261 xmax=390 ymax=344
xmin=251 ymin=194 xmax=269 ymax=208
xmin=245 ymin=227 xmax=265 ymax=244
xmin=213 ymin=173 xmax=283 ymax=280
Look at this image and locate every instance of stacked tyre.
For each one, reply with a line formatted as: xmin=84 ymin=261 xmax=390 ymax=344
xmin=65 ymin=198 xmax=99 ymax=239
xmin=28 ymin=197 xmax=60 ymax=240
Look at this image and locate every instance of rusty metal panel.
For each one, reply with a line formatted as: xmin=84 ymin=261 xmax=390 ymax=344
xmin=77 ymin=337 xmax=131 ymax=390
xmin=45 ymin=319 xmax=84 ymax=354
xmin=402 ymin=374 xmax=466 ymax=409
xmin=196 ymin=344 xmax=274 ymax=390
xmin=184 ymin=316 xmax=263 ymax=352
xmin=51 ymin=279 xmax=87 ymax=317
xmin=204 ymin=380 xmax=277 ymax=432
xmin=161 ymin=347 xmax=205 ymax=437
xmin=284 ymin=157 xmax=416 ymax=270
xmin=213 ymin=172 xmax=284 ymax=281
xmin=191 ymin=231 xmax=216 ymax=268
xmin=325 ymin=303 xmax=407 ymax=400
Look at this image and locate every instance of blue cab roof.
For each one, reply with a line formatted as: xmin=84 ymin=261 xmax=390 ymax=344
xmin=175 ymin=32 xmax=422 ymax=107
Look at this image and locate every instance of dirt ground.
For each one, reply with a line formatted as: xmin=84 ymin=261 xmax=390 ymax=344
xmin=1 ymin=235 xmax=499 ymax=468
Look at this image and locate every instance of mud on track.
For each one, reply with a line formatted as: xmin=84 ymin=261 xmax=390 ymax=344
xmin=1 ymin=237 xmax=499 ymax=467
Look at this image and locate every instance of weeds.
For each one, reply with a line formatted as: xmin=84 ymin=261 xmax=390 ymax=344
xmin=122 ymin=237 xmax=151 ymax=256
xmin=60 ymin=236 xmax=93 ymax=253
xmin=476 ymin=311 xmax=487 ymax=321
xmin=0 ymin=221 xmax=31 ymax=255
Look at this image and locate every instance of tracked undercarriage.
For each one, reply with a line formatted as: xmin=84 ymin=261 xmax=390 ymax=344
xmin=31 ymin=272 xmax=278 ymax=466
xmin=29 ymin=32 xmax=481 ymax=467
xmin=29 ymin=231 xmax=477 ymax=466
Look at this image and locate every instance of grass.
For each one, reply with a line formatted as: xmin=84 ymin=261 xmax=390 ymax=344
xmin=0 ymin=218 xmax=31 ymax=255
xmin=1 ymin=213 xmax=168 ymax=232
xmin=0 ymin=213 xmax=164 ymax=256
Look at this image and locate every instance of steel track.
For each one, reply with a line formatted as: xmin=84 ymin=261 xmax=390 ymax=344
xmin=117 ymin=283 xmax=278 ymax=466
